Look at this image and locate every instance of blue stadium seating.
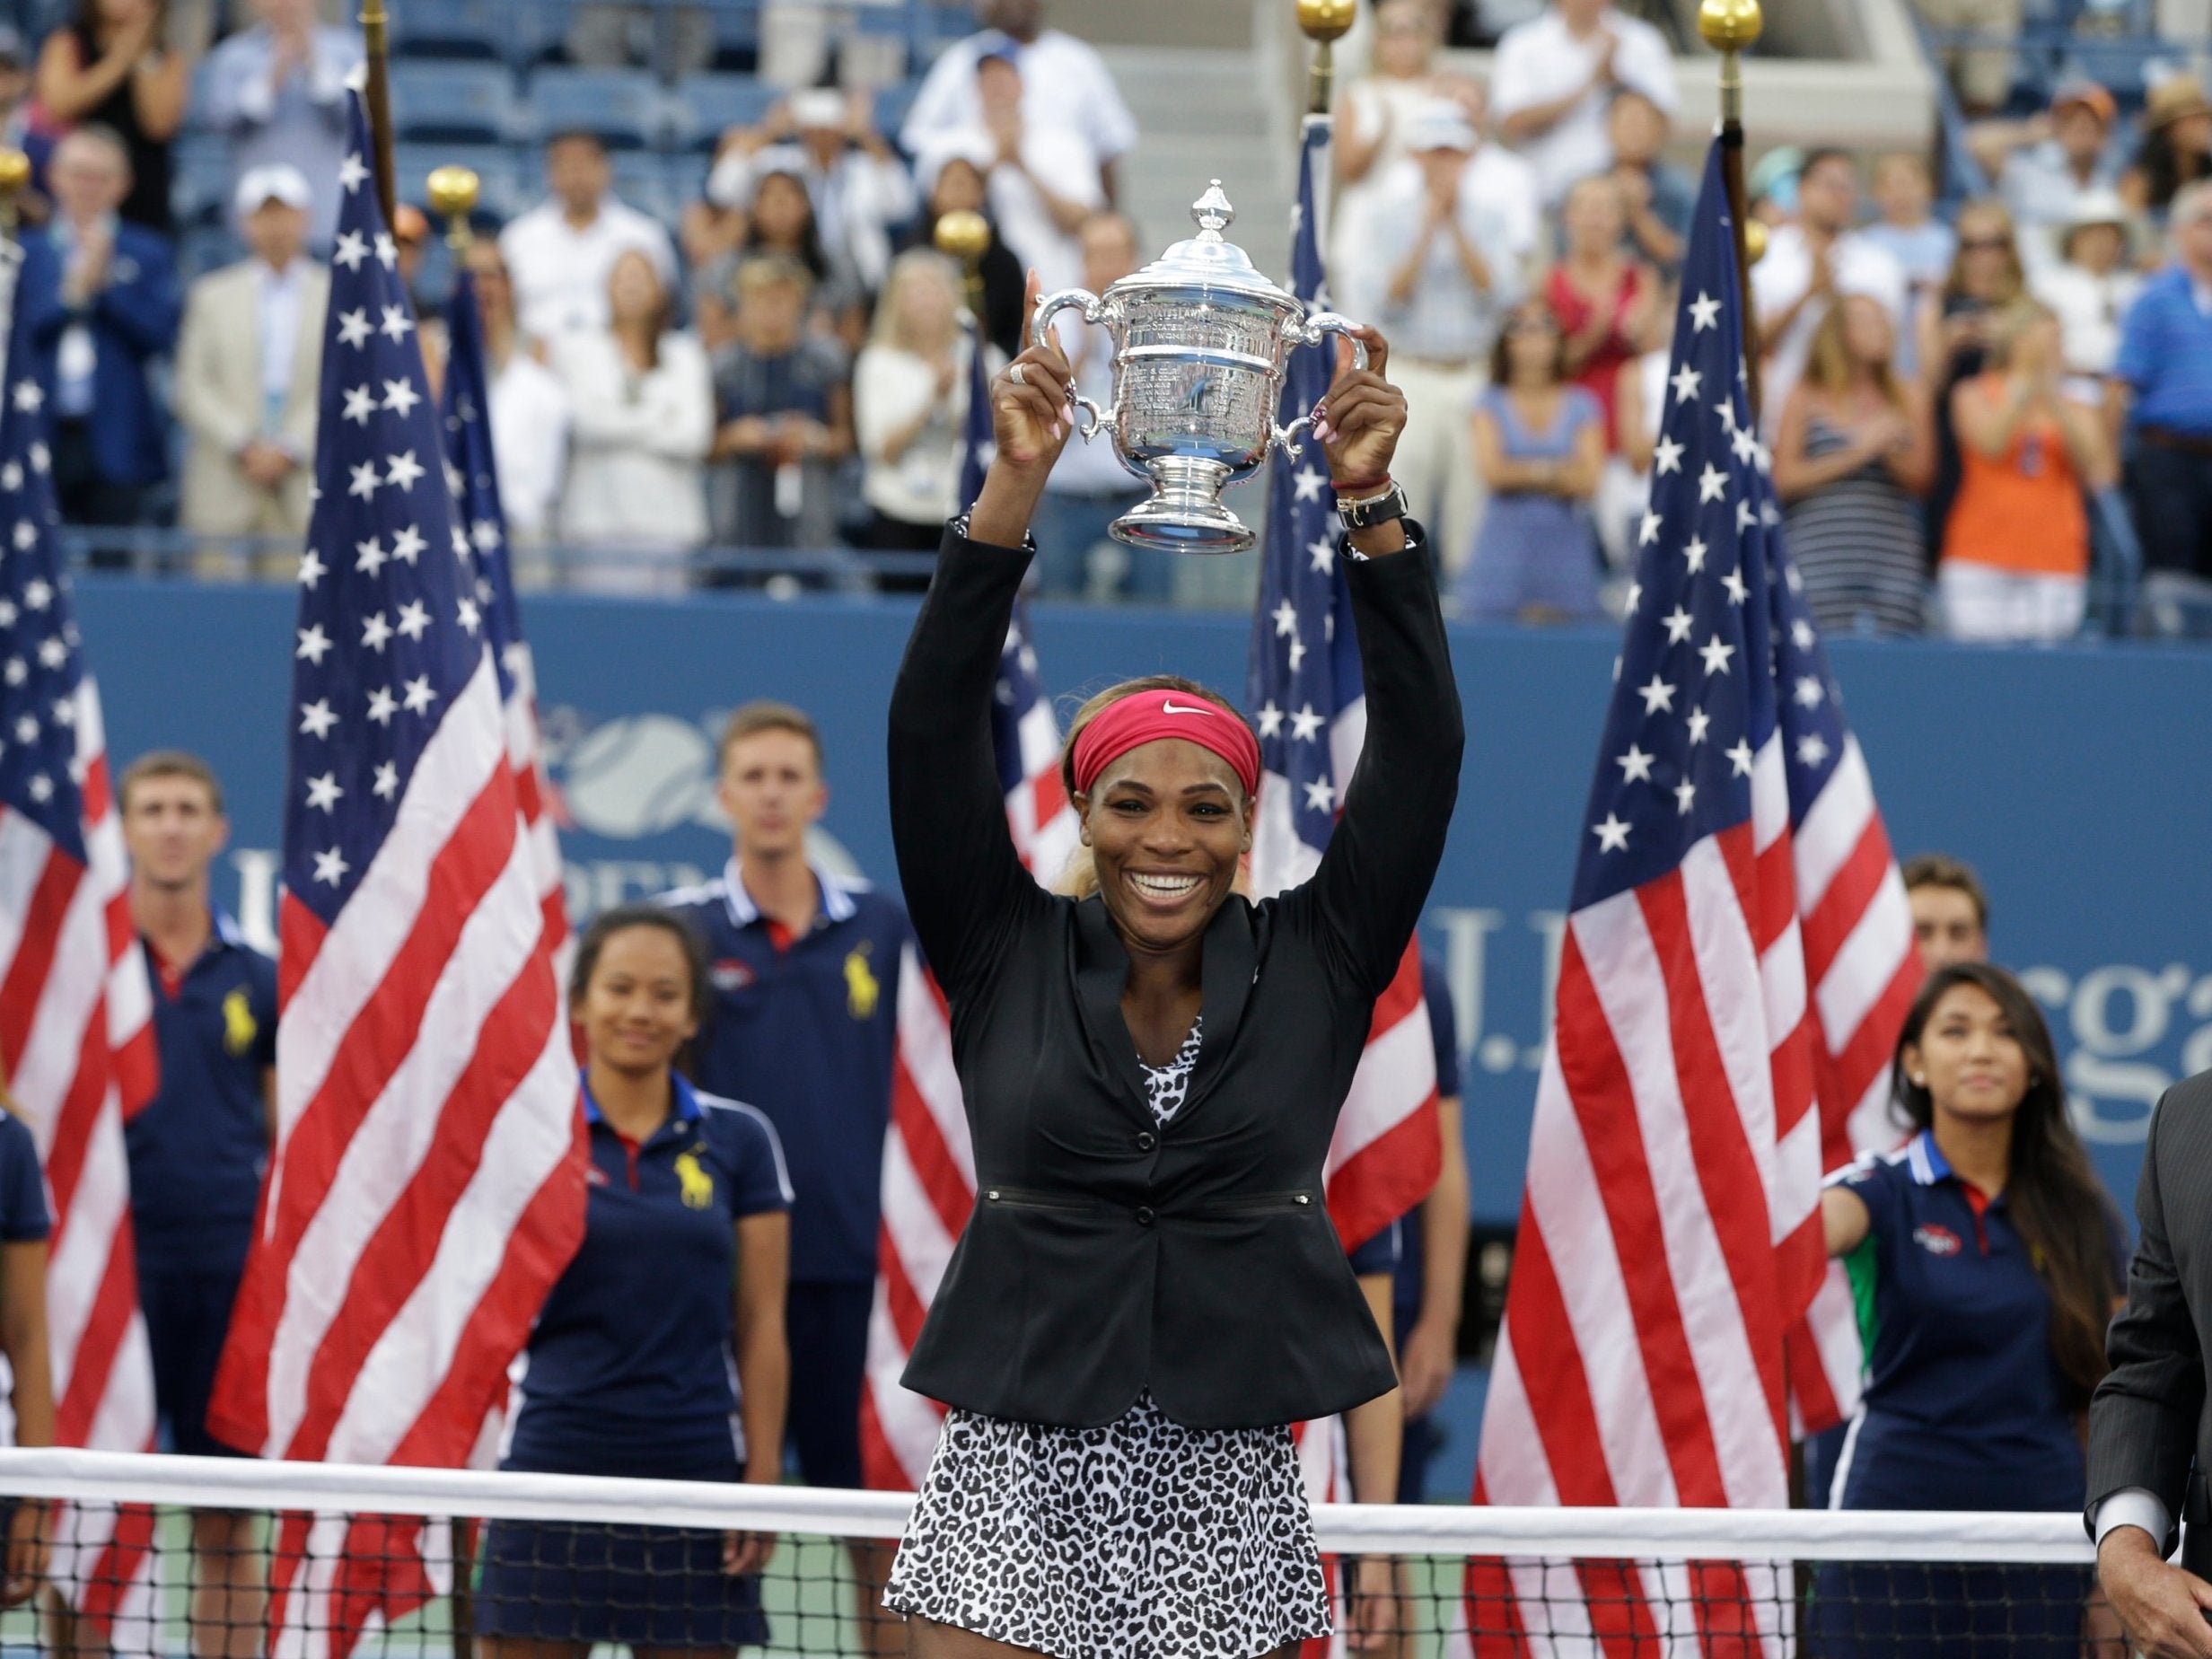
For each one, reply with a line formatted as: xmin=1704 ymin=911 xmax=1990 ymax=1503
xmin=392 ymin=143 xmax=533 ymax=224
xmin=670 ymin=72 xmax=779 ymax=150
xmin=707 ymin=0 xmax=763 ymax=72
xmin=387 ymin=0 xmax=506 ymax=61
xmin=170 ymin=131 xmax=233 ymax=228
xmin=610 ymin=148 xmax=683 ymax=225
xmin=391 ymin=61 xmax=521 ymax=145
xmin=874 ymin=78 xmax=921 ymax=144
xmin=526 ymin=65 xmax=670 ymax=148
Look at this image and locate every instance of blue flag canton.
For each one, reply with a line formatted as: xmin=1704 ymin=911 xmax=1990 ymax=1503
xmin=441 ymin=268 xmax=526 ymax=705
xmin=286 ymin=95 xmax=487 ymax=923
xmin=1250 ymin=117 xmax=1361 ymax=854
xmin=0 ymin=360 xmax=91 ymax=861
xmin=1569 ymin=143 xmax=1842 ymax=913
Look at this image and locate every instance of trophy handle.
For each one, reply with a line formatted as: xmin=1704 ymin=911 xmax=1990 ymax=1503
xmin=1272 ymin=312 xmax=1371 ymax=458
xmin=1031 ymin=287 xmax=1111 ymax=443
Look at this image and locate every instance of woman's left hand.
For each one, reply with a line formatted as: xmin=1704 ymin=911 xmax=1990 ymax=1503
xmin=1311 ymin=327 xmax=1405 ymax=487
xmin=723 ymin=1529 xmax=776 ymax=1576
xmin=1345 ymin=1553 xmax=1403 ymax=1654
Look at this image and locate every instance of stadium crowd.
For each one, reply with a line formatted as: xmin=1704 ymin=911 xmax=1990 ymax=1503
xmin=0 ymin=0 xmax=2200 ymax=634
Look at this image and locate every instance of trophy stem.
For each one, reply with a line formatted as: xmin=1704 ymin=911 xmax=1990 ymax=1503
xmin=1115 ymin=457 xmax=1253 ymax=555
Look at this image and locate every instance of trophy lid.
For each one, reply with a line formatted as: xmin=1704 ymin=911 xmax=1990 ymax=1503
xmin=1107 ymin=180 xmax=1300 ymax=308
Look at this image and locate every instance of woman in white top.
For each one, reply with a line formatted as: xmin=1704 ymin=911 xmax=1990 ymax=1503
xmin=463 ymin=240 xmax=570 ymax=568
xmin=552 ymin=250 xmax=715 ymax=596
xmin=852 ymin=249 xmax=975 ymax=590
xmin=1331 ymin=0 xmax=1450 ymax=320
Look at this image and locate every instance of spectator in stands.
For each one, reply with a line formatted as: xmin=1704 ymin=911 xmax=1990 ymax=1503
xmin=117 ymin=752 xmax=271 ymax=1659
xmin=1371 ymin=94 xmax=1536 ymax=572
xmin=1976 ymin=81 xmax=2124 ymax=268
xmin=19 ymin=125 xmax=177 ymax=540
xmin=475 ymin=906 xmax=790 ymax=1659
xmin=196 ymin=0 xmax=361 ymax=250
xmin=174 ymin=164 xmax=323 ymax=572
xmin=1918 ymin=198 xmax=2026 ymax=547
xmin=2035 ymin=190 xmax=2139 ymax=399
xmin=949 ymin=48 xmax=1102 ymax=303
xmin=0 ymin=1071 xmax=48 ymax=1608
xmin=1754 ymin=148 xmax=1909 ymax=431
xmin=908 ymin=136 xmax=1023 ymax=361
xmin=1607 ymin=88 xmax=1690 ymax=276
xmin=706 ymin=154 xmax=867 ymax=351
xmin=655 ymin=703 xmax=911 ymax=1659
xmin=2111 ymin=180 xmax=2212 ymax=636
xmin=900 ymin=0 xmax=1137 ymax=207
xmin=1488 ymin=0 xmax=1678 ymax=207
xmin=1457 ymin=300 xmax=1606 ymax=623
xmin=1902 ymin=853 xmax=1989 ymax=971
xmin=500 ymin=131 xmax=679 ymax=346
xmin=1603 ymin=271 xmax=1675 ymax=568
xmin=759 ymin=0 xmax=905 ymax=91
xmin=459 ymin=240 xmax=568 ymax=557
xmin=564 ymin=0 xmax=707 ymax=79
xmin=1545 ymin=173 xmax=1653 ymax=453
xmin=853 ymin=250 xmax=975 ymax=582
xmin=31 ymin=0 xmax=189 ymax=235
xmin=1910 ymin=0 xmax=2019 ymax=117
xmin=706 ymin=89 xmax=917 ymax=303
xmin=1813 ymin=965 xmax=2117 ymax=1654
xmin=1035 ymin=210 xmax=1156 ymax=601
xmin=1941 ymin=300 xmax=2112 ymax=642
xmin=1863 ymin=152 xmax=1954 ymax=376
xmin=1329 ymin=0 xmax=1451 ymax=321
xmin=707 ymin=253 xmax=851 ymax=561
xmin=1395 ymin=952 xmax=1470 ymax=1504
xmin=0 ymin=28 xmax=40 ymax=179
xmin=1773 ymin=294 xmax=1935 ymax=638
xmin=2124 ymin=75 xmax=2212 ymax=226
xmin=550 ymin=249 xmax=714 ymax=593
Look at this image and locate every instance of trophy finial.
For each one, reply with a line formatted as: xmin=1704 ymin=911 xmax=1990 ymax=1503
xmin=1192 ymin=181 xmax=1234 ymax=241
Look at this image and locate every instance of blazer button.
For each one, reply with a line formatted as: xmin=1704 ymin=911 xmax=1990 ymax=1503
xmin=1135 ymin=1206 xmax=1156 ymax=1226
xmin=1135 ymin=1131 xmax=1156 ymax=1152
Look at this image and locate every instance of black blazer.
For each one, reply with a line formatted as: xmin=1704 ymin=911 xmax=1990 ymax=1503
xmin=2087 ymin=1069 xmax=2212 ymax=1572
xmin=885 ymin=522 xmax=1463 ymax=1432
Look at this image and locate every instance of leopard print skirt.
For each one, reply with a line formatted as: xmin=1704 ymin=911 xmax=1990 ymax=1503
xmin=882 ymin=1391 xmax=1329 ymax=1658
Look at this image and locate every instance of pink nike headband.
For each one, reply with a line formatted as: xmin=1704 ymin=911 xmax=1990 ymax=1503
xmin=1070 ymin=691 xmax=1262 ymax=801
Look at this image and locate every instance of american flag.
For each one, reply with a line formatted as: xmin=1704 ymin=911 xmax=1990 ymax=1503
xmin=860 ymin=310 xmax=1076 ymax=1489
xmin=1250 ymin=117 xmax=1440 ymax=1277
xmin=204 ymin=97 xmax=587 ymax=1659
xmin=1466 ymin=144 xmax=1918 ymax=1655
xmin=0 ymin=269 xmax=161 ymax=1646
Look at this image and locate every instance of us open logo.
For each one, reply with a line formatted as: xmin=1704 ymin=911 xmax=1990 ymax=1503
xmin=1913 ymin=1224 xmax=1963 ymax=1257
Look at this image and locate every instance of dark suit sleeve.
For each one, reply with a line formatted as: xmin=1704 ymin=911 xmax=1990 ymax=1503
xmin=93 ymin=238 xmax=181 ymax=358
xmin=17 ymin=241 xmax=65 ymax=349
xmin=1297 ymin=526 xmax=1465 ymax=999
xmin=2087 ymin=1082 xmax=2205 ymax=1549
xmin=886 ymin=524 xmax=1049 ymax=1001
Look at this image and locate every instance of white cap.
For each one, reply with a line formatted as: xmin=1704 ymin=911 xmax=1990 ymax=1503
xmin=234 ymin=162 xmax=312 ymax=218
xmin=1403 ymin=98 xmax=1477 ymax=154
xmin=789 ymin=88 xmax=847 ymax=130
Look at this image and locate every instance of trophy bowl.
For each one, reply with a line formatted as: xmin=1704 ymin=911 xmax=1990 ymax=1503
xmin=1032 ymin=181 xmax=1365 ymax=555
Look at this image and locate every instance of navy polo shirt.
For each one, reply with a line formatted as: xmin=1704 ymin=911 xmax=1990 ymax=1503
xmin=1828 ymin=1131 xmax=2090 ymax=1514
xmin=659 ymin=860 xmax=909 ymax=1286
xmin=124 ymin=914 xmax=276 ymax=1275
xmin=505 ymin=1075 xmax=792 ymax=1481
xmin=0 ymin=1112 xmax=49 ymax=1246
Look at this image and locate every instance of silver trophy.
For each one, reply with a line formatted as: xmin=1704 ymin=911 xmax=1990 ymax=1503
xmin=1033 ymin=181 xmax=1366 ymax=555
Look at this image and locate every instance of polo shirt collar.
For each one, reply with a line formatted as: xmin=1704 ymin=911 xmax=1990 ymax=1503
xmin=212 ymin=910 xmax=249 ymax=951
xmin=1905 ymin=1129 xmax=1949 ymax=1187
xmin=720 ymin=856 xmax=857 ymax=929
xmin=581 ymin=1073 xmax=704 ymax=1128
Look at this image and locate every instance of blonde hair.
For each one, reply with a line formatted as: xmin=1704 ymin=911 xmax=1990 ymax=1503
xmin=870 ymin=249 xmax=965 ymax=356
xmin=1804 ymin=294 xmax=1905 ymax=409
xmin=1053 ymin=675 xmax=1253 ymax=900
xmin=1990 ymin=297 xmax=2059 ymax=366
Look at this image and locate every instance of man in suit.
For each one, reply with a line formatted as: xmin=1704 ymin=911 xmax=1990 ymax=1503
xmin=18 ymin=126 xmax=180 ymax=547
xmin=173 ymin=163 xmax=326 ymax=576
xmin=2090 ymin=1073 xmax=2212 ymax=1656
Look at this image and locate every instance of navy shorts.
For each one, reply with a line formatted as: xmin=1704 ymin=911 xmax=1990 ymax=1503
xmin=784 ymin=1281 xmax=872 ymax=1490
xmin=138 ymin=1261 xmax=248 ymax=1459
xmin=475 ymin=1519 xmax=768 ymax=1647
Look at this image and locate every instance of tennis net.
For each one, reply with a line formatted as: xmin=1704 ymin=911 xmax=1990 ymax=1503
xmin=0 ymin=1445 xmax=2102 ymax=1656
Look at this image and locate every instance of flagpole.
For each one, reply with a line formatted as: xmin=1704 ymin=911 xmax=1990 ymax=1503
xmin=1698 ymin=0 xmax=1764 ymax=421
xmin=1295 ymin=0 xmax=1354 ymax=118
xmin=360 ymin=0 xmax=398 ymax=230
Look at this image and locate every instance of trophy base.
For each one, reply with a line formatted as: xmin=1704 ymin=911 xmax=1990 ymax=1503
xmin=1111 ymin=458 xmax=1255 ymax=555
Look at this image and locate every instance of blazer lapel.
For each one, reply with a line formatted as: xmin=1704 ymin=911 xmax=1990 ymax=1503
xmin=1176 ymin=896 xmax=1256 ymax=1120
xmin=1071 ymin=897 xmax=1154 ymax=1124
xmin=1070 ymin=893 xmax=1258 ymax=1128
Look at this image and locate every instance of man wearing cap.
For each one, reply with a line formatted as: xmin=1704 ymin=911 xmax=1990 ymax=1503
xmin=2033 ymin=189 xmax=2140 ymax=397
xmin=2111 ymin=180 xmax=2212 ymax=635
xmin=1973 ymin=80 xmax=2126 ymax=267
xmin=1489 ymin=0 xmax=1679 ymax=207
xmin=498 ymin=130 xmax=678 ymax=344
xmin=173 ymin=162 xmax=326 ymax=570
xmin=198 ymin=0 xmax=364 ymax=250
xmin=17 ymin=126 xmax=179 ymax=541
xmin=1367 ymin=92 xmax=1538 ymax=571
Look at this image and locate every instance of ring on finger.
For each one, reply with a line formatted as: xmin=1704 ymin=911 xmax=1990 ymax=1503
xmin=1009 ymin=361 xmax=1029 ymax=386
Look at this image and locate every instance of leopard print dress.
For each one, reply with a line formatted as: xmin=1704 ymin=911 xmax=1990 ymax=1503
xmin=882 ymin=1017 xmax=1331 ymax=1658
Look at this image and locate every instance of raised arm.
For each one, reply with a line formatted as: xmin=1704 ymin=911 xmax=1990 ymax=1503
xmin=1300 ymin=331 xmax=1466 ymax=996
xmin=887 ymin=284 xmax=1075 ymax=997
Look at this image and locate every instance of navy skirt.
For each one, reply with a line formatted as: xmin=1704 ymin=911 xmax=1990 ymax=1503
xmin=473 ymin=1518 xmax=768 ymax=1648
xmin=1807 ymin=1561 xmax=2088 ymax=1659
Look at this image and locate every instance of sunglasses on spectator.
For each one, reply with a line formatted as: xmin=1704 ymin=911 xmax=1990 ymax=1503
xmin=1959 ymin=235 xmax=2014 ymax=250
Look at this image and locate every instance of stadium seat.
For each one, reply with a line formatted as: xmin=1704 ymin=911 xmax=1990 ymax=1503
xmin=514 ymin=0 xmax=577 ymax=66
xmin=874 ymin=78 xmax=922 ymax=145
xmin=707 ymin=0 xmax=763 ymax=72
xmin=178 ymin=224 xmax=241 ymax=283
xmin=391 ymin=61 xmax=521 ymax=145
xmin=169 ymin=132 xmax=233 ymax=228
xmin=388 ymin=0 xmax=505 ymax=60
xmin=609 ymin=149 xmax=682 ymax=226
xmin=524 ymin=66 xmax=670 ymax=149
xmin=670 ymin=73 xmax=779 ymax=151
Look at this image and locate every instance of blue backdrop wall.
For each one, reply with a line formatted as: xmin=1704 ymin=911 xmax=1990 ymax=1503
xmin=91 ymin=579 xmax=2212 ymax=1220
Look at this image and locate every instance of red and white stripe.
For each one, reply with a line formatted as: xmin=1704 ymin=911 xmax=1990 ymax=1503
xmin=206 ymin=657 xmax=586 ymax=1659
xmin=0 ymin=681 xmax=160 ymax=1648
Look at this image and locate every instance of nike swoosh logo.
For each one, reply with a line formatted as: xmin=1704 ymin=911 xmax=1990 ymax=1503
xmin=1159 ymin=700 xmax=1215 ymax=716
